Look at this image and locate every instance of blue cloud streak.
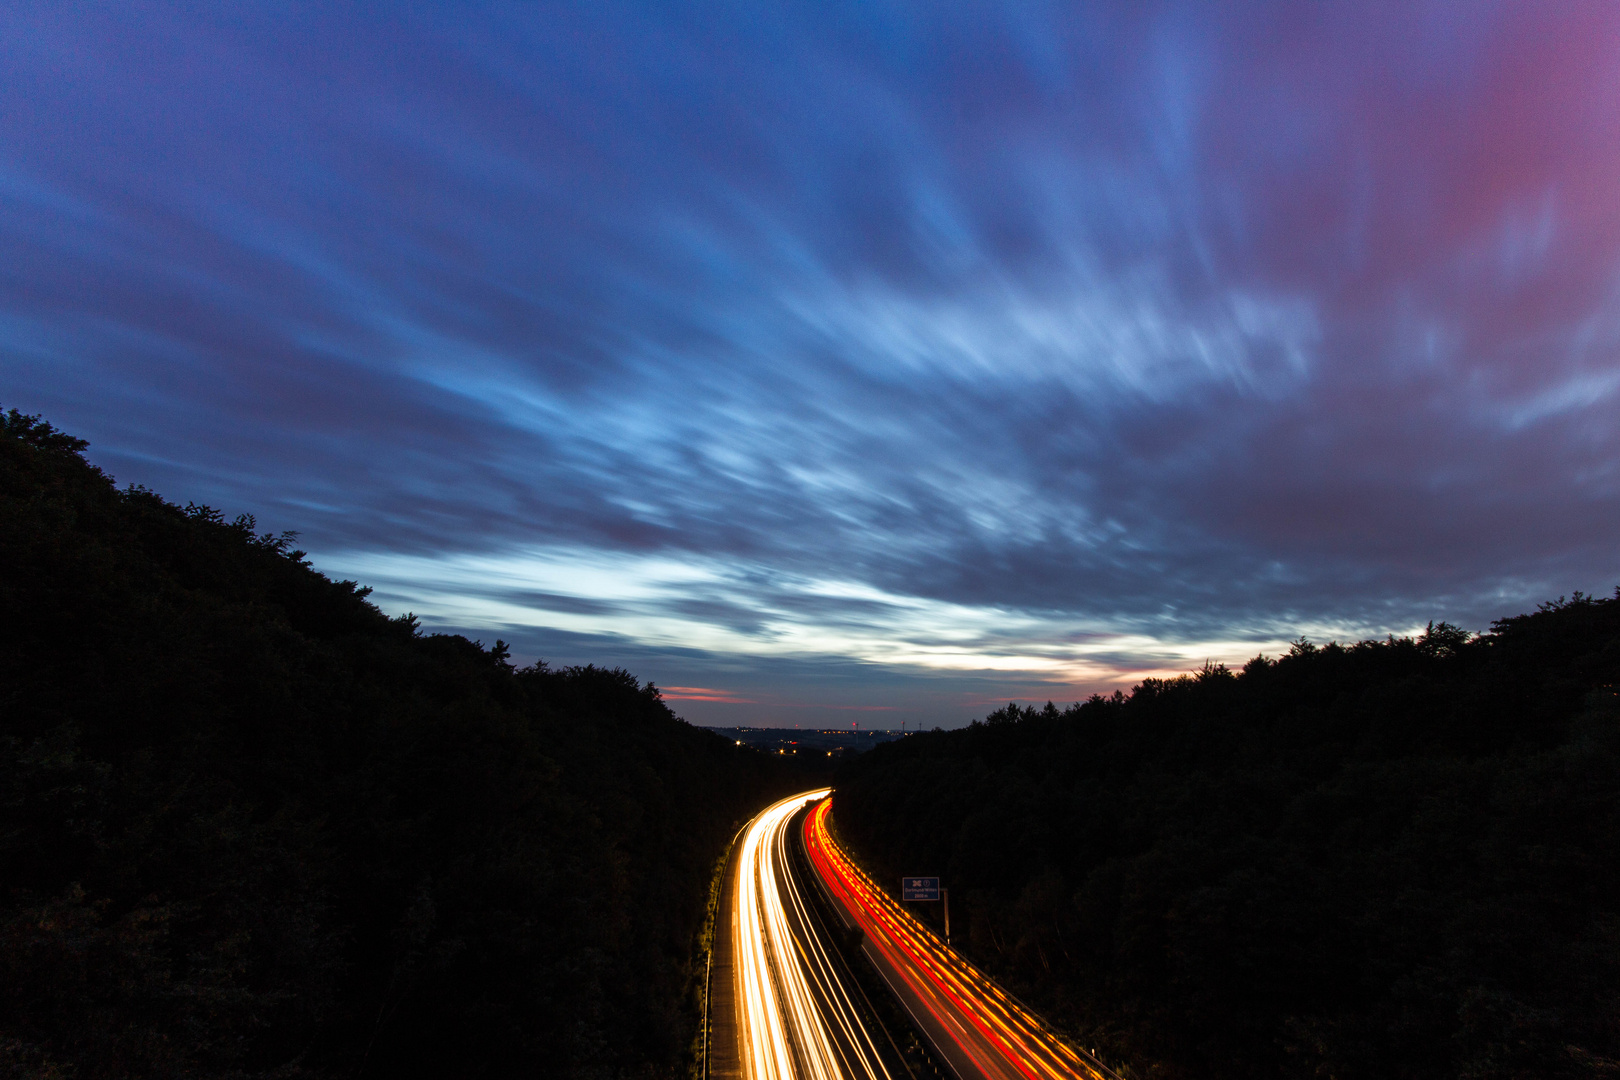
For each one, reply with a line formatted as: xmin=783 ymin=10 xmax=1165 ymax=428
xmin=4 ymin=1 xmax=1620 ymax=722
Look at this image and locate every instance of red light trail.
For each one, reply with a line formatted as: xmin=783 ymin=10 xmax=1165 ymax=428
xmin=803 ymin=798 xmax=1119 ymax=1080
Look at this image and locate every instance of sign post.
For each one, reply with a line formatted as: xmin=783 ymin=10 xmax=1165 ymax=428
xmin=902 ymin=876 xmax=949 ymax=946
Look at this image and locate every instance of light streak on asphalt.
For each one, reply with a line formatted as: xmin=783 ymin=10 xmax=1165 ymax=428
xmin=733 ymin=790 xmax=895 ymax=1080
xmin=805 ymin=798 xmax=1121 ymax=1080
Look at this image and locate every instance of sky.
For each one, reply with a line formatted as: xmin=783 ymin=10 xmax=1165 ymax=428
xmin=5 ymin=1 xmax=1620 ymax=727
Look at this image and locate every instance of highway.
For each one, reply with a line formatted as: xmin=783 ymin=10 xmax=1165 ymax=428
xmin=724 ymin=790 xmax=899 ymax=1080
xmin=803 ymin=798 xmax=1118 ymax=1080
xmin=715 ymin=789 xmax=1113 ymax=1080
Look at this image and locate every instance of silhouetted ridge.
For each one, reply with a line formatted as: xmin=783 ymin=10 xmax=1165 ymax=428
xmin=0 ymin=409 xmax=806 ymax=1079
xmin=836 ymin=612 xmax=1620 ymax=1080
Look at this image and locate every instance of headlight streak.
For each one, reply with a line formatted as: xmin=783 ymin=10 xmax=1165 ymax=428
xmin=805 ymin=799 xmax=1120 ymax=1080
xmin=734 ymin=790 xmax=895 ymax=1080
xmin=777 ymin=805 xmax=897 ymax=1080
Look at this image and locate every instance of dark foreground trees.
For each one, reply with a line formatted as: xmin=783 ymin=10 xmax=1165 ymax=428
xmin=837 ymin=615 xmax=1620 ymax=1079
xmin=0 ymin=410 xmax=804 ymax=1079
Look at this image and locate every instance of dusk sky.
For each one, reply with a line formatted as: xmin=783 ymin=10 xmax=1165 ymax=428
xmin=6 ymin=2 xmax=1620 ymax=726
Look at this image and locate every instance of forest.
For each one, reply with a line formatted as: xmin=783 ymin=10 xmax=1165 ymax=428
xmin=836 ymin=608 xmax=1620 ymax=1079
xmin=0 ymin=410 xmax=809 ymax=1079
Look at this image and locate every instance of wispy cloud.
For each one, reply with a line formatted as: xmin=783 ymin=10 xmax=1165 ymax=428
xmin=326 ymin=542 xmax=1398 ymax=688
xmin=4 ymin=1 xmax=1619 ymax=723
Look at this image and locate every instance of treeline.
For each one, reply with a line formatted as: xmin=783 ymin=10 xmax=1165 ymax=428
xmin=0 ymin=410 xmax=807 ymax=1079
xmin=836 ymin=613 xmax=1620 ymax=1079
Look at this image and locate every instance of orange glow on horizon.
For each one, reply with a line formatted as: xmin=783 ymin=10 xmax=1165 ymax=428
xmin=660 ymin=685 xmax=758 ymax=703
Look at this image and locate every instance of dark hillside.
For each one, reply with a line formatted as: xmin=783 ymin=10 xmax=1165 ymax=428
xmin=0 ymin=410 xmax=806 ymax=1079
xmin=836 ymin=615 xmax=1620 ymax=1079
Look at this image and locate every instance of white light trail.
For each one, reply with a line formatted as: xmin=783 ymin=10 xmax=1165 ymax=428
xmin=733 ymin=789 xmax=893 ymax=1080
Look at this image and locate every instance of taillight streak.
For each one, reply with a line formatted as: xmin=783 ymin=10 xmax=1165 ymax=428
xmin=804 ymin=799 xmax=1108 ymax=1080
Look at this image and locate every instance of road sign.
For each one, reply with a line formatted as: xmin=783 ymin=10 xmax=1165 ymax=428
xmin=901 ymin=876 xmax=940 ymax=901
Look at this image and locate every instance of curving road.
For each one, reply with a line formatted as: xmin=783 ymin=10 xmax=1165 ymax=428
xmin=714 ymin=790 xmax=1115 ymax=1080
xmin=724 ymin=789 xmax=897 ymax=1080
xmin=803 ymin=798 xmax=1119 ymax=1080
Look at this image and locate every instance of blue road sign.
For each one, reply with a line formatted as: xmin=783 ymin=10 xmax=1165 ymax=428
xmin=902 ymin=876 xmax=941 ymax=901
